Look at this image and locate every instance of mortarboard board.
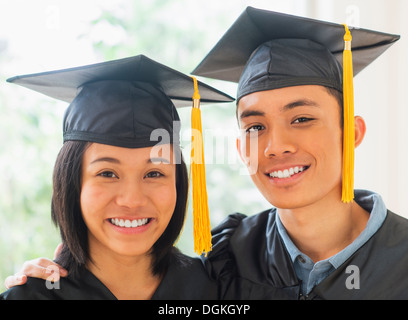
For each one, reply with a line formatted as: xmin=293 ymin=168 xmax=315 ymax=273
xmin=192 ymin=7 xmax=400 ymax=203
xmin=7 ymin=55 xmax=233 ymax=148
xmin=8 ymin=54 xmax=233 ymax=106
xmin=7 ymin=55 xmax=234 ymax=255
xmin=192 ymin=7 xmax=400 ymax=85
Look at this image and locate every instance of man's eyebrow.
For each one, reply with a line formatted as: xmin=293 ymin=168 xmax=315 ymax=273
xmin=282 ymin=99 xmax=319 ymax=111
xmin=239 ymin=99 xmax=319 ymax=120
xmin=239 ymin=109 xmax=265 ymax=120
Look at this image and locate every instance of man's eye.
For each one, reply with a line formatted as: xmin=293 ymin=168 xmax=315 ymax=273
xmin=292 ymin=117 xmax=314 ymax=124
xmin=246 ymin=125 xmax=265 ymax=133
xmin=145 ymin=171 xmax=164 ymax=179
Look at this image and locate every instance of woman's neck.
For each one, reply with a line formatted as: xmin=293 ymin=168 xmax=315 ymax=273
xmin=278 ymin=193 xmax=369 ymax=263
xmin=86 ymin=242 xmax=162 ymax=300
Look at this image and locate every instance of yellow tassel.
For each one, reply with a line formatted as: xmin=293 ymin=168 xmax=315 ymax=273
xmin=190 ymin=76 xmax=212 ymax=256
xmin=342 ymin=24 xmax=355 ymax=203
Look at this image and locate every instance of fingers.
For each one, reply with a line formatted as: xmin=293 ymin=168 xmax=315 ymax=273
xmin=4 ymin=258 xmax=68 ymax=289
xmin=4 ymin=274 xmax=27 ymax=289
xmin=22 ymin=258 xmax=68 ymax=280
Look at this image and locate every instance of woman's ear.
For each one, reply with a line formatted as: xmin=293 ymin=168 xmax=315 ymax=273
xmin=354 ymin=116 xmax=366 ymax=148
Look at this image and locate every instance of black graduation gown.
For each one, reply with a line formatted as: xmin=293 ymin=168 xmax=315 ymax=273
xmin=0 ymin=253 xmax=217 ymax=300
xmin=202 ymin=208 xmax=408 ymax=300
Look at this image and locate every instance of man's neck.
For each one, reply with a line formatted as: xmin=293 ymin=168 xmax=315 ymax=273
xmin=277 ymin=193 xmax=370 ymax=263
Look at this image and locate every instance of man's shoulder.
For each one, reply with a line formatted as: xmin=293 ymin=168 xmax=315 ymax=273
xmin=211 ymin=208 xmax=274 ymax=237
xmin=379 ymin=210 xmax=408 ymax=243
xmin=206 ymin=208 xmax=275 ymax=265
xmin=385 ymin=210 xmax=408 ymax=225
xmin=314 ymin=210 xmax=408 ymax=299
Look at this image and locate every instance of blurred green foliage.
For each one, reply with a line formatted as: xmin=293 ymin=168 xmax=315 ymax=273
xmin=0 ymin=70 xmax=63 ymax=290
xmin=0 ymin=0 xmax=271 ymax=291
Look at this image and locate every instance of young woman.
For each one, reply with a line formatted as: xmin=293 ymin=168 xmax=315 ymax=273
xmin=1 ymin=55 xmax=233 ymax=299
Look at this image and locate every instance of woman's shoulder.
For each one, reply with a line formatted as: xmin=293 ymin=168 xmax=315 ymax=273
xmin=152 ymin=249 xmax=218 ymax=300
xmin=1 ymin=266 xmax=117 ymax=300
xmin=167 ymin=249 xmax=212 ymax=282
xmin=1 ymin=277 xmax=58 ymax=300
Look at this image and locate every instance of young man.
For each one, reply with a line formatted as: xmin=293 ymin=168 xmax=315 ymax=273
xmin=191 ymin=7 xmax=408 ymax=299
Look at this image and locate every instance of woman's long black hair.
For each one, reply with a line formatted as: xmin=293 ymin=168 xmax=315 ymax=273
xmin=51 ymin=141 xmax=189 ymax=277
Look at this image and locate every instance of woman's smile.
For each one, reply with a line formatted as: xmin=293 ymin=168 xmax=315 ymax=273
xmin=107 ymin=217 xmax=154 ymax=234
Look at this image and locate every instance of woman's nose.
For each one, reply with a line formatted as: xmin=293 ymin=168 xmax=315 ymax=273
xmin=115 ymin=180 xmax=148 ymax=208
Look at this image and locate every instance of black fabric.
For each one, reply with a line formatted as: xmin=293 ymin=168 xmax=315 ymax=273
xmin=7 ymin=55 xmax=234 ymax=148
xmin=203 ymin=209 xmax=408 ymax=300
xmin=63 ymin=80 xmax=180 ymax=148
xmin=192 ymin=6 xmax=400 ymax=86
xmin=0 ymin=253 xmax=218 ymax=300
xmin=0 ymin=267 xmax=116 ymax=300
xmin=152 ymin=254 xmax=218 ymax=300
xmin=237 ymin=39 xmax=343 ymax=101
xmin=8 ymin=55 xmax=234 ymax=106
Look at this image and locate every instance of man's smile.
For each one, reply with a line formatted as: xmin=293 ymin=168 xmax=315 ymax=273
xmin=267 ymin=165 xmax=310 ymax=179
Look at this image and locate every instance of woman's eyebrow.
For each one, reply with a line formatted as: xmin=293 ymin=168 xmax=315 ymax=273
xmin=149 ymin=157 xmax=171 ymax=164
xmin=90 ymin=157 xmax=120 ymax=165
xmin=90 ymin=157 xmax=171 ymax=164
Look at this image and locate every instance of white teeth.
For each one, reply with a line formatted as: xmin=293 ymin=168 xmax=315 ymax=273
xmin=110 ymin=218 xmax=149 ymax=228
xmin=269 ymin=166 xmax=307 ymax=179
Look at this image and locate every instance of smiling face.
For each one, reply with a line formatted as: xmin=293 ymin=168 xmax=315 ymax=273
xmin=80 ymin=143 xmax=177 ymax=259
xmin=237 ymin=85 xmax=344 ymax=210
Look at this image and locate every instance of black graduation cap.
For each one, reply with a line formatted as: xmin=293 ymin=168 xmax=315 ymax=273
xmin=7 ymin=54 xmax=232 ymax=255
xmin=192 ymin=6 xmax=400 ymax=100
xmin=7 ymin=55 xmax=234 ymax=148
xmin=192 ymin=7 xmax=400 ymax=204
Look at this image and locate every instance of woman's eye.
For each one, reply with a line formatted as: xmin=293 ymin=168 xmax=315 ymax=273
xmin=98 ymin=171 xmax=118 ymax=179
xmin=246 ymin=125 xmax=265 ymax=133
xmin=145 ymin=171 xmax=164 ymax=179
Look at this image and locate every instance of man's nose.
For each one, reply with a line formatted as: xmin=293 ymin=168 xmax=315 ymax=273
xmin=263 ymin=128 xmax=297 ymax=158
